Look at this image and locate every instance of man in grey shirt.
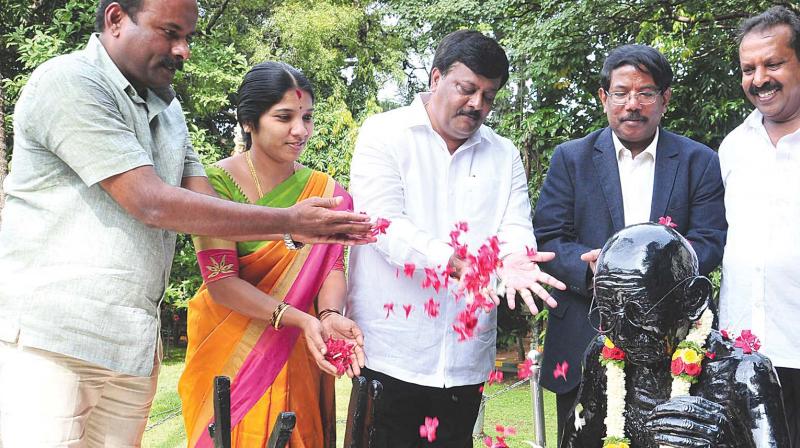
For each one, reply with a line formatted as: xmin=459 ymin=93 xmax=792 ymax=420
xmin=0 ymin=0 xmax=372 ymax=446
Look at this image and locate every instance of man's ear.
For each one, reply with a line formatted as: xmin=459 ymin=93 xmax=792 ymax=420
xmin=429 ymin=67 xmax=442 ymax=92
xmin=104 ymin=3 xmax=126 ymax=37
xmin=682 ymin=276 xmax=711 ymax=321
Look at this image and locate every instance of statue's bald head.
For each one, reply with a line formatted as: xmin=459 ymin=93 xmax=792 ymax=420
xmin=593 ymin=223 xmax=710 ymax=365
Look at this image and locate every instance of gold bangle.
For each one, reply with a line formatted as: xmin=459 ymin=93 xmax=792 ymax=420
xmin=269 ymin=302 xmax=282 ymax=327
xmin=271 ymin=302 xmax=291 ymax=330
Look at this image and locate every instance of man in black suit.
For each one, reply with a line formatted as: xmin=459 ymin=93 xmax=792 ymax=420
xmin=532 ymin=44 xmax=727 ymax=443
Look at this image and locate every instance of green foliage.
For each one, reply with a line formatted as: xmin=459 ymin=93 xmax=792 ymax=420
xmin=2 ymin=0 xmax=795 ymax=318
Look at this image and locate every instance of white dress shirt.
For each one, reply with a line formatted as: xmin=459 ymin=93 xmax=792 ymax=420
xmin=719 ymin=109 xmax=800 ymax=369
xmin=613 ymin=129 xmax=658 ymax=226
xmin=346 ymin=93 xmax=536 ymax=387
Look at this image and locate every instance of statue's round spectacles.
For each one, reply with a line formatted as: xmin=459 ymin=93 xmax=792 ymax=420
xmin=604 ymin=89 xmax=662 ymax=105
xmin=587 ymin=276 xmax=692 ymax=334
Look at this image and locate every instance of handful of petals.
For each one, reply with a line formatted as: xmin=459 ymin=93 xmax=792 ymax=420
xmin=324 ymin=336 xmax=355 ymax=376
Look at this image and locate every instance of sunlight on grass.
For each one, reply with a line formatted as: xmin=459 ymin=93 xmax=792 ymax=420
xmin=143 ymin=350 xmax=558 ymax=447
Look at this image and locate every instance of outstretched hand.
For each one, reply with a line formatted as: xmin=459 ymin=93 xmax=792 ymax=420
xmin=493 ymin=251 xmax=566 ymax=315
xmin=288 ymin=197 xmax=376 ymax=245
xmin=320 ymin=313 xmax=366 ymax=378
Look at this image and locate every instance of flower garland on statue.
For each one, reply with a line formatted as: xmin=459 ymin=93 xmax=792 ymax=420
xmin=598 ymin=307 xmax=714 ymax=448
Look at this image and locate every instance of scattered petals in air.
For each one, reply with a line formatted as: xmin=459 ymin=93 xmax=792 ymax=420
xmin=441 ymin=265 xmax=455 ymax=288
xmin=453 ymin=304 xmax=479 ymax=341
xmin=487 ymin=369 xmax=504 ymax=385
xmin=721 ymin=329 xmax=731 ymax=340
xmin=424 ymin=298 xmax=440 ymax=318
xmin=478 ymin=385 xmax=484 ymax=393
xmin=517 ymin=359 xmax=533 ymax=380
xmin=324 ymin=337 xmax=354 ymax=375
xmin=418 ymin=416 xmax=439 ymax=442
xmin=734 ymin=329 xmax=761 ymax=354
xmin=525 ymin=246 xmax=538 ymax=258
xmin=422 ymin=267 xmax=442 ymax=293
xmin=404 ymin=263 xmax=416 ymax=278
xmin=403 ymin=304 xmax=413 ymax=319
xmin=553 ymin=361 xmax=569 ymax=382
xmin=658 ymin=216 xmax=678 ymax=228
xmin=706 ymin=351 xmax=716 ymax=360
xmin=383 ymin=302 xmax=395 ymax=319
xmin=457 ymin=221 xmax=469 ymax=232
xmin=370 ymin=217 xmax=391 ymax=236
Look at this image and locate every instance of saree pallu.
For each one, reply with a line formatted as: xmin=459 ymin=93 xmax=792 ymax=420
xmin=179 ymin=168 xmax=346 ymax=448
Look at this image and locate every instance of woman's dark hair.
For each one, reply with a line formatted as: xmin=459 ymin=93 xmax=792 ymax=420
xmin=95 ymin=0 xmax=143 ymax=32
xmin=236 ymin=62 xmax=315 ymax=150
xmin=738 ymin=6 xmax=800 ymax=60
xmin=600 ymin=44 xmax=673 ymax=92
xmin=430 ymin=30 xmax=510 ymax=87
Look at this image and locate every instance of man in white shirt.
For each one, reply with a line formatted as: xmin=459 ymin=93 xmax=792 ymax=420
xmin=720 ymin=6 xmax=800 ymax=445
xmin=347 ymin=30 xmax=565 ymax=446
xmin=533 ymin=44 xmax=727 ymax=442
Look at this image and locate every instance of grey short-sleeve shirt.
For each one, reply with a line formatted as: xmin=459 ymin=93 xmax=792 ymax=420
xmin=0 ymin=34 xmax=206 ymax=376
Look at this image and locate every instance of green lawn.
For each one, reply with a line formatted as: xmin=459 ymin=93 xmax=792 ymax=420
xmin=142 ymin=349 xmax=559 ymax=447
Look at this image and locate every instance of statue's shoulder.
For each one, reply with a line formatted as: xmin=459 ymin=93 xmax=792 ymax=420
xmin=705 ymin=330 xmax=780 ymax=385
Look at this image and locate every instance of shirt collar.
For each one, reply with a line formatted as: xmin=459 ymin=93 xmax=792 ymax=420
xmin=742 ymin=108 xmax=800 ymax=144
xmin=409 ymin=92 xmax=485 ymax=151
xmin=84 ymin=33 xmax=176 ymax=107
xmin=612 ymin=127 xmax=659 ymax=160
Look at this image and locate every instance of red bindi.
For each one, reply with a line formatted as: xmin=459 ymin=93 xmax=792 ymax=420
xmin=295 ymin=89 xmax=302 ymax=99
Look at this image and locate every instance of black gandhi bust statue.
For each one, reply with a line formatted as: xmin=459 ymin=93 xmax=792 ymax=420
xmin=561 ymin=223 xmax=789 ymax=448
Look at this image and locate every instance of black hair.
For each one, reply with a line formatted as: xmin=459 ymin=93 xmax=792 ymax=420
xmin=430 ymin=30 xmax=510 ymax=87
xmin=236 ymin=62 xmax=315 ymax=150
xmin=600 ymin=44 xmax=673 ymax=92
xmin=738 ymin=6 xmax=800 ymax=60
xmin=95 ymin=0 xmax=143 ymax=32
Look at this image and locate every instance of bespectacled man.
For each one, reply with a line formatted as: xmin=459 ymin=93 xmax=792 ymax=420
xmin=533 ymin=44 xmax=727 ymax=443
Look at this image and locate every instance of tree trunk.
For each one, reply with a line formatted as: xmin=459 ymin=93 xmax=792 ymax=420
xmin=0 ymin=79 xmax=7 ymax=219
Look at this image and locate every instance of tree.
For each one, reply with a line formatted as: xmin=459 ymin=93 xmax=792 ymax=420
xmin=383 ymin=0 xmax=796 ymax=201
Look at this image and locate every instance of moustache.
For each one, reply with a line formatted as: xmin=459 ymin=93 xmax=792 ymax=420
xmin=161 ymin=57 xmax=184 ymax=72
xmin=457 ymin=109 xmax=482 ymax=121
xmin=621 ymin=113 xmax=647 ymax=122
xmin=749 ymin=81 xmax=781 ymax=96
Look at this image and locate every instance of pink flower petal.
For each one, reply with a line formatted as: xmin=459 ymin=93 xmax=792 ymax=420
xmin=383 ymin=302 xmax=394 ymax=319
xmin=517 ymin=359 xmax=533 ymax=380
xmin=423 ymin=298 xmax=440 ymax=318
xmin=553 ymin=361 xmax=569 ymax=381
xmin=371 ymin=217 xmax=391 ymax=236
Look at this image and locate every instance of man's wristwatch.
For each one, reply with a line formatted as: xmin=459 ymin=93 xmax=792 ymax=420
xmin=283 ymin=233 xmax=305 ymax=250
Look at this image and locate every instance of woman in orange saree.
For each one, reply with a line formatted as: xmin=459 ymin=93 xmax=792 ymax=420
xmin=179 ymin=62 xmax=364 ymax=448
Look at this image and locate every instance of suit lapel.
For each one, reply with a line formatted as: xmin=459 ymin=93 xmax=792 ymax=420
xmin=592 ymin=128 xmax=625 ymax=230
xmin=650 ymin=129 xmax=680 ymax=221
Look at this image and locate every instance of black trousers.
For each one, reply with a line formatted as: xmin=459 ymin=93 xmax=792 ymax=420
xmin=555 ymin=388 xmax=579 ymax=446
xmin=361 ymin=367 xmax=482 ymax=448
xmin=778 ymin=367 xmax=800 ymax=448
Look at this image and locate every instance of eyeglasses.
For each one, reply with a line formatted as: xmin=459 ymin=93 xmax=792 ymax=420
xmin=588 ymin=276 xmax=693 ymax=334
xmin=603 ymin=89 xmax=662 ymax=106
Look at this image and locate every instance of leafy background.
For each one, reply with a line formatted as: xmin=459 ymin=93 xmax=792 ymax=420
xmin=1 ymin=0 xmax=794 ymax=322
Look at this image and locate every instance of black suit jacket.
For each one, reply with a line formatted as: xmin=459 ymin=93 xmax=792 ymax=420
xmin=533 ymin=127 xmax=727 ymax=394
